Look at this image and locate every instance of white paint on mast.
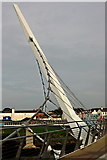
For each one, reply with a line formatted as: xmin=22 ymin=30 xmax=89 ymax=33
xmin=13 ymin=4 xmax=92 ymax=144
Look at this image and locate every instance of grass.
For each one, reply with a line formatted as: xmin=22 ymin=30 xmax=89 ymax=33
xmin=2 ymin=126 xmax=75 ymax=142
xmin=2 ymin=126 xmax=63 ymax=137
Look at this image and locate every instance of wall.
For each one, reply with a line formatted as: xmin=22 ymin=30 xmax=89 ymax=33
xmin=0 ymin=113 xmax=35 ymax=121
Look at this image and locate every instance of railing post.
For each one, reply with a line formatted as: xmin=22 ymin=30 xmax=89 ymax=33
xmin=40 ymin=134 xmax=55 ymax=159
xmin=85 ymin=125 xmax=91 ymax=146
xmin=97 ymin=120 xmax=103 ymax=139
xmin=91 ymin=121 xmax=98 ymax=142
xmin=74 ymin=126 xmax=82 ymax=150
xmin=16 ymin=138 xmax=24 ymax=159
xmin=105 ymin=120 xmax=107 ymax=133
xmin=60 ymin=129 xmax=69 ymax=157
xmin=102 ymin=120 xmax=105 ymax=136
xmin=39 ymin=122 xmax=48 ymax=157
xmin=39 ymin=133 xmax=48 ymax=157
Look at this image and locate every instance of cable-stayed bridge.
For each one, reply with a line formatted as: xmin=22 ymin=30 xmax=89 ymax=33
xmin=1 ymin=4 xmax=107 ymax=160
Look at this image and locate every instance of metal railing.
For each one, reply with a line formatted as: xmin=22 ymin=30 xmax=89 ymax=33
xmin=0 ymin=119 xmax=107 ymax=160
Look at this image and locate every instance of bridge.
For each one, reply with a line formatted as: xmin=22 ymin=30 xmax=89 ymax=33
xmin=1 ymin=3 xmax=106 ymax=160
xmin=0 ymin=119 xmax=107 ymax=159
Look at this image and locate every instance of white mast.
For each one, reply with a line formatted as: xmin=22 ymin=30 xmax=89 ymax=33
xmin=13 ymin=4 xmax=92 ymax=144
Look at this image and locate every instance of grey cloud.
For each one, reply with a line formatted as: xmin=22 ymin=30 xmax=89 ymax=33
xmin=2 ymin=2 xmax=105 ymax=109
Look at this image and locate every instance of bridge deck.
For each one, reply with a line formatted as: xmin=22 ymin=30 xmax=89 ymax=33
xmin=60 ymin=134 xmax=107 ymax=160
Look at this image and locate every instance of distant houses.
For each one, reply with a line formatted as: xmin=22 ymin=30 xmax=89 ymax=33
xmin=0 ymin=107 xmax=62 ymax=121
xmin=91 ymin=108 xmax=107 ymax=119
xmin=0 ymin=107 xmax=107 ymax=122
xmin=78 ymin=108 xmax=107 ymax=120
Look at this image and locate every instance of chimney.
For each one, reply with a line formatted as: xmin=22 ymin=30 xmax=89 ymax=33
xmin=12 ymin=108 xmax=15 ymax=113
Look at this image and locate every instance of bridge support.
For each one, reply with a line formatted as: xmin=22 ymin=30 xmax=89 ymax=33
xmin=23 ymin=129 xmax=36 ymax=149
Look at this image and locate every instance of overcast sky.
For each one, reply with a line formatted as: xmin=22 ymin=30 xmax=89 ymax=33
xmin=2 ymin=2 xmax=105 ymax=110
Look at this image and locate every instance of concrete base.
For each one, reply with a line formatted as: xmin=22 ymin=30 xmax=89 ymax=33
xmin=23 ymin=144 xmax=37 ymax=149
xmin=23 ymin=129 xmax=37 ymax=149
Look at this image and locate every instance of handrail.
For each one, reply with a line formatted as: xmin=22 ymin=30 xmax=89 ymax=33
xmin=1 ymin=124 xmax=88 ymax=143
xmin=1 ymin=119 xmax=104 ymax=130
xmin=1 ymin=119 xmax=106 ymax=160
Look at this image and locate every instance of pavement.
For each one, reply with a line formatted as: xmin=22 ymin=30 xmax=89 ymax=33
xmin=60 ymin=134 xmax=107 ymax=160
xmin=97 ymin=153 xmax=107 ymax=160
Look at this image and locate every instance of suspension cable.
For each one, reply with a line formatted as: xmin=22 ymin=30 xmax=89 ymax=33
xmin=29 ymin=36 xmax=88 ymax=124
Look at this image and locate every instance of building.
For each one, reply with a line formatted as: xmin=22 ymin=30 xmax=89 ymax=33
xmin=1 ymin=107 xmax=107 ymax=121
xmin=0 ymin=108 xmax=38 ymax=121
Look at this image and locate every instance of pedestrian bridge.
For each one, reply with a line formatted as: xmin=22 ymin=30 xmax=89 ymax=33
xmin=0 ymin=119 xmax=107 ymax=160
